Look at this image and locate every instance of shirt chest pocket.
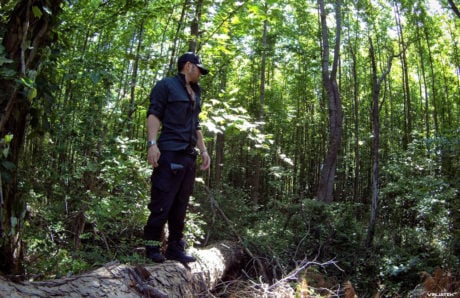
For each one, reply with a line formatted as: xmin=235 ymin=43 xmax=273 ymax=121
xmin=165 ymin=96 xmax=191 ymax=125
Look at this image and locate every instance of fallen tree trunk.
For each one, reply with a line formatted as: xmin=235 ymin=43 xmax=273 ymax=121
xmin=0 ymin=241 xmax=244 ymax=298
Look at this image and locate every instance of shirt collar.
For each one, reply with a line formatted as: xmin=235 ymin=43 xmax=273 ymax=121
xmin=177 ymin=73 xmax=199 ymax=92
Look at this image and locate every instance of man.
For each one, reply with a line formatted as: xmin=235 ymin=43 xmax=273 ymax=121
xmin=144 ymin=52 xmax=211 ymax=263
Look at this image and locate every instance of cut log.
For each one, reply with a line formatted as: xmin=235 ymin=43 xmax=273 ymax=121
xmin=0 ymin=241 xmax=244 ymax=298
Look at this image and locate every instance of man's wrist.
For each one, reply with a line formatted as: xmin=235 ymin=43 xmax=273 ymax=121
xmin=201 ymin=149 xmax=207 ymax=155
xmin=147 ymin=140 xmax=157 ymax=148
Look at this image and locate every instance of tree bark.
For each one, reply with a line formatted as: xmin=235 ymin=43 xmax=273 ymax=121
xmin=366 ymin=38 xmax=394 ymax=248
xmin=316 ymin=0 xmax=343 ymax=203
xmin=188 ymin=0 xmax=203 ymax=52
xmin=0 ymin=241 xmax=244 ymax=298
xmin=350 ymin=41 xmax=360 ymax=204
xmin=394 ymin=1 xmax=412 ymax=149
xmin=250 ymin=18 xmax=268 ymax=205
xmin=167 ymin=0 xmax=189 ymax=75
xmin=126 ymin=21 xmax=145 ymax=138
xmin=447 ymin=0 xmax=460 ymax=19
xmin=214 ymin=132 xmax=225 ymax=187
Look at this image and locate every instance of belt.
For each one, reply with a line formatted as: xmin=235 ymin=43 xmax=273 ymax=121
xmin=182 ymin=146 xmax=197 ymax=157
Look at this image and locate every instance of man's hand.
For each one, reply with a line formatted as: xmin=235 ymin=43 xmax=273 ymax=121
xmin=147 ymin=145 xmax=161 ymax=167
xmin=200 ymin=151 xmax=211 ymax=170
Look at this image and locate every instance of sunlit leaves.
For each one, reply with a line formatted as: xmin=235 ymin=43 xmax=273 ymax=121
xmin=201 ymin=96 xmax=273 ymax=149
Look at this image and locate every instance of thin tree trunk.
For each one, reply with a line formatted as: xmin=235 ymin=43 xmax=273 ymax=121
xmin=213 ymin=57 xmax=229 ymax=189
xmin=423 ymin=24 xmax=439 ymax=136
xmin=126 ymin=22 xmax=144 ymax=138
xmin=316 ymin=0 xmax=343 ymax=203
xmin=350 ymin=44 xmax=360 ymax=203
xmin=260 ymin=19 xmax=267 ymax=124
xmin=447 ymin=0 xmax=460 ymax=18
xmin=188 ymin=0 xmax=203 ymax=52
xmin=214 ymin=133 xmax=224 ymax=187
xmin=366 ymin=38 xmax=394 ymax=248
xmin=168 ymin=0 xmax=189 ymax=74
xmin=394 ymin=1 xmax=412 ymax=148
xmin=415 ymin=23 xmax=430 ymax=140
xmin=250 ymin=19 xmax=268 ymax=205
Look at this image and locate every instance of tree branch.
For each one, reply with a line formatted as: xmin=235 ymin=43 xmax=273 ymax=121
xmin=448 ymin=0 xmax=460 ymax=19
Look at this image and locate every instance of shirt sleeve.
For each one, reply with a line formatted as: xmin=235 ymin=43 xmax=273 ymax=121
xmin=147 ymin=79 xmax=168 ymax=120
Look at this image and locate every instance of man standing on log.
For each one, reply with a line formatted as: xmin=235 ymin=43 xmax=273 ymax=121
xmin=144 ymin=52 xmax=211 ymax=263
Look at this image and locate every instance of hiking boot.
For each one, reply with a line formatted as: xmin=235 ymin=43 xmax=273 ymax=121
xmin=145 ymin=245 xmax=165 ymax=263
xmin=165 ymin=240 xmax=196 ymax=263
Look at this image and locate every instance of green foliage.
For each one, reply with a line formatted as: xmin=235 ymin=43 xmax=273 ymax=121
xmin=201 ymin=95 xmax=273 ymax=150
xmin=185 ymin=194 xmax=207 ymax=246
xmin=24 ymin=233 xmax=91 ymax=279
xmin=196 ymin=184 xmax=252 ymax=243
xmin=204 ymin=186 xmax=366 ymax=282
xmin=20 ymin=137 xmax=144 ymax=277
xmin=270 ymin=199 xmax=364 ymax=274
xmin=375 ymin=137 xmax=459 ymax=294
xmin=0 ymin=45 xmax=15 ymax=78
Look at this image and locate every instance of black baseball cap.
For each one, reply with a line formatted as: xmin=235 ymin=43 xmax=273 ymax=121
xmin=178 ymin=52 xmax=209 ymax=75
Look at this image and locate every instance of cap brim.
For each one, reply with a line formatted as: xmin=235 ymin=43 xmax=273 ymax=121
xmin=197 ymin=64 xmax=209 ymax=75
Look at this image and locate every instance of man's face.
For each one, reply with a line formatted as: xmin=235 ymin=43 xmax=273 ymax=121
xmin=187 ymin=62 xmax=202 ymax=83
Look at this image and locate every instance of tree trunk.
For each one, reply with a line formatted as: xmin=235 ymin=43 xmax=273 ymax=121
xmin=447 ymin=0 xmax=460 ymax=18
xmin=423 ymin=23 xmax=439 ymax=136
xmin=0 ymin=241 xmax=244 ymax=298
xmin=214 ymin=132 xmax=225 ymax=187
xmin=0 ymin=0 xmax=64 ymax=276
xmin=415 ymin=20 xmax=430 ymax=140
xmin=167 ymin=0 xmax=189 ymax=74
xmin=188 ymin=0 xmax=203 ymax=52
xmin=394 ymin=1 xmax=412 ymax=149
xmin=350 ymin=42 xmax=360 ymax=203
xmin=251 ymin=18 xmax=268 ymax=205
xmin=316 ymin=0 xmax=343 ymax=203
xmin=126 ymin=21 xmax=145 ymax=138
xmin=366 ymin=38 xmax=393 ymax=248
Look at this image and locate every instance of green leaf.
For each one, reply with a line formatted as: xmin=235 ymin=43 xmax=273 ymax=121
xmin=32 ymin=6 xmax=43 ymax=18
xmin=0 ymin=56 xmax=13 ymax=66
xmin=90 ymin=73 xmax=101 ymax=84
xmin=28 ymin=87 xmax=37 ymax=100
xmin=1 ymin=160 xmax=16 ymax=170
xmin=19 ymin=77 xmax=35 ymax=88
xmin=10 ymin=216 xmax=18 ymax=228
xmin=2 ymin=148 xmax=9 ymax=158
xmin=3 ymin=134 xmax=13 ymax=143
xmin=0 ymin=67 xmax=16 ymax=78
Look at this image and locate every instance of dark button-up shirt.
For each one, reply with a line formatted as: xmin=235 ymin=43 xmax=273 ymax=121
xmin=147 ymin=73 xmax=202 ymax=151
